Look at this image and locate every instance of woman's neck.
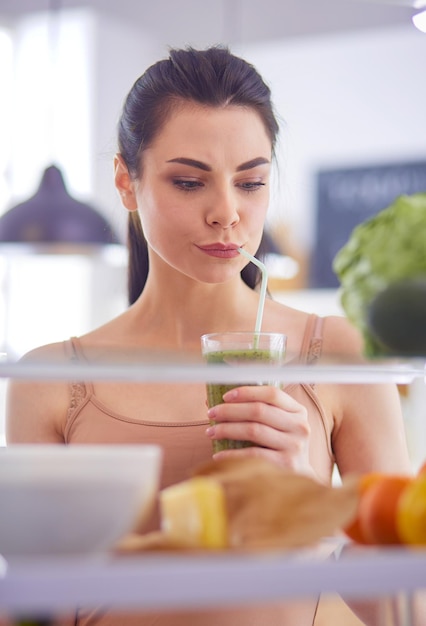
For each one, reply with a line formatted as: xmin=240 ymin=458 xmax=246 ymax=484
xmin=132 ymin=272 xmax=261 ymax=349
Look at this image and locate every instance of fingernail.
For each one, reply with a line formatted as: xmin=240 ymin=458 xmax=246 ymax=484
xmin=207 ymin=407 xmax=216 ymax=418
xmin=223 ymin=389 xmax=238 ymax=401
xmin=206 ymin=426 xmax=215 ymax=438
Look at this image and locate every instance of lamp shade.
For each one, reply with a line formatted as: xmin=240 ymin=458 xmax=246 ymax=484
xmin=0 ymin=165 xmax=119 ymax=244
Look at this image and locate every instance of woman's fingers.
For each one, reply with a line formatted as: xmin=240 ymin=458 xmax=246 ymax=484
xmin=211 ymin=440 xmax=312 ymax=474
xmin=223 ymin=385 xmax=302 ymax=412
xmin=205 ymin=384 xmax=312 ymax=473
xmin=206 ymin=418 xmax=308 ymax=452
xmin=207 ymin=385 xmax=309 ymax=434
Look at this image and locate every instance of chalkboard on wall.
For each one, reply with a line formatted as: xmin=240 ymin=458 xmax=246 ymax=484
xmin=309 ymin=160 xmax=426 ymax=288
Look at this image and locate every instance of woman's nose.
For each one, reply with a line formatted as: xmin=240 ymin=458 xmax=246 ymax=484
xmin=206 ymin=190 xmax=240 ymax=229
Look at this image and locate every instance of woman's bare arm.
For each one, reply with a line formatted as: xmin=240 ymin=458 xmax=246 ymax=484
xmin=320 ymin=315 xmax=412 ymax=477
xmin=6 ymin=343 xmax=69 ymax=444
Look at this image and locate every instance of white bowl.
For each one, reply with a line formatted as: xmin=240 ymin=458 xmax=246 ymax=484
xmin=0 ymin=444 xmax=162 ymax=558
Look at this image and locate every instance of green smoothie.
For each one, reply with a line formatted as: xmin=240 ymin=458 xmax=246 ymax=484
xmin=205 ymin=348 xmax=282 ymax=452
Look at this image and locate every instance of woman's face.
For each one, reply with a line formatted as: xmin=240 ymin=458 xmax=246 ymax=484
xmin=119 ymin=102 xmax=272 ymax=285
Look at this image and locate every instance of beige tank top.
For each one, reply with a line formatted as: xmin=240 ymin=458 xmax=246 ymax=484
xmin=63 ymin=314 xmax=334 ymax=495
xmin=63 ymin=314 xmax=333 ymax=626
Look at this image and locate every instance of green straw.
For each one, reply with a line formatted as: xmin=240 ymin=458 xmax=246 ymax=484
xmin=238 ymin=247 xmax=268 ymax=336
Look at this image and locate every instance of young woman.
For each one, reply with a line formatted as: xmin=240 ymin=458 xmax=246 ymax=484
xmin=6 ymin=46 xmax=411 ymax=626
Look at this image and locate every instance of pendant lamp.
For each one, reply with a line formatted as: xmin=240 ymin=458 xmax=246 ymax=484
xmin=0 ymin=164 xmax=118 ymax=245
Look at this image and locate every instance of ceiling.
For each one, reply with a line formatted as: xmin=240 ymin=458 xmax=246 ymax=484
xmin=0 ymin=0 xmax=422 ymax=47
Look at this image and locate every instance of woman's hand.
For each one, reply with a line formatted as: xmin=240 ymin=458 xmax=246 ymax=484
xmin=206 ymin=385 xmax=314 ymax=476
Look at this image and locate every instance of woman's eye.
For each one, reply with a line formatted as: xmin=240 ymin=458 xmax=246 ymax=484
xmin=238 ymin=181 xmax=266 ymax=192
xmin=173 ymin=179 xmax=203 ymax=192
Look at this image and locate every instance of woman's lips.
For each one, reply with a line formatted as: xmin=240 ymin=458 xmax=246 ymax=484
xmin=197 ymin=243 xmax=241 ymax=259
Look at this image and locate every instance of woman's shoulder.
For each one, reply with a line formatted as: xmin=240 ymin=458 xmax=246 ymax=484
xmin=77 ymin=307 xmax=136 ymax=345
xmin=7 ymin=340 xmax=74 ymax=444
xmin=17 ymin=309 xmax=143 ymax=366
xmin=265 ymin=298 xmax=312 ymax=328
xmin=18 ymin=340 xmax=70 ymax=364
xmin=320 ymin=314 xmax=365 ymax=360
xmin=266 ymin=298 xmax=364 ymax=359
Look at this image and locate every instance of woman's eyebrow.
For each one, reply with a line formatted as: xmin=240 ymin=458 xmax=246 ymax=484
xmin=236 ymin=157 xmax=270 ymax=171
xmin=166 ymin=157 xmax=211 ymax=171
xmin=166 ymin=156 xmax=270 ymax=172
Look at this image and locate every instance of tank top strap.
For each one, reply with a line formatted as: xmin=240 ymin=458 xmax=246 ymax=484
xmin=63 ymin=337 xmax=77 ymax=361
xmin=67 ymin=336 xmax=89 ymax=362
xmin=299 ymin=314 xmax=324 ymax=365
xmin=63 ymin=338 xmax=94 ymax=420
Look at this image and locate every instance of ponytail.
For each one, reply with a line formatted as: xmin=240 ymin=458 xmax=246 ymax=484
xmin=127 ymin=212 xmax=149 ymax=305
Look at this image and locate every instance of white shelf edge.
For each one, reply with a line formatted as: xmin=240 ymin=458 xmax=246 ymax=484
xmin=1 ymin=547 xmax=425 ymax=613
xmin=0 ymin=360 xmax=424 ymax=385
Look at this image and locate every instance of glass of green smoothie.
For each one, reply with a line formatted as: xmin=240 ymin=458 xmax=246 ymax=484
xmin=201 ymin=332 xmax=287 ymax=453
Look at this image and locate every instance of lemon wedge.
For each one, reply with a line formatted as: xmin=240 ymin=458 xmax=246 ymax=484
xmin=160 ymin=476 xmax=228 ymax=549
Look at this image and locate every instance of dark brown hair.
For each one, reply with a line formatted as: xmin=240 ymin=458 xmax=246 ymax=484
xmin=118 ymin=46 xmax=280 ymax=304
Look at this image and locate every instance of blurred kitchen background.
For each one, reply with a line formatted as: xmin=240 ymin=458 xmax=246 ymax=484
xmin=0 ymin=0 xmax=425 ymax=458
